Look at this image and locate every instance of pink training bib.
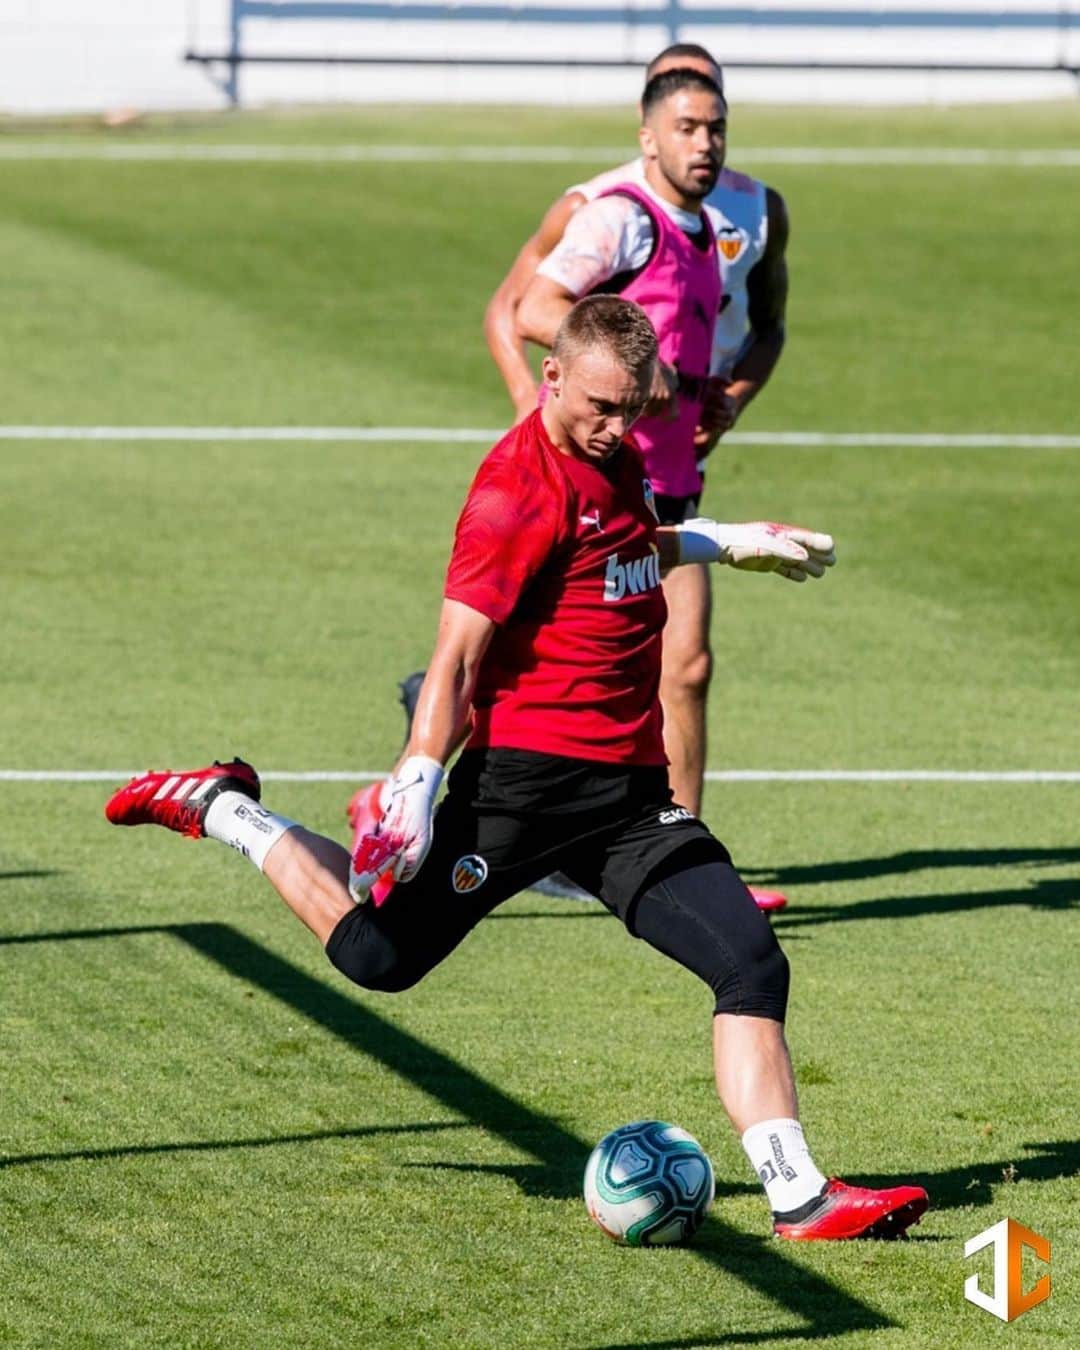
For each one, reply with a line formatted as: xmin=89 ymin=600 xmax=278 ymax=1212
xmin=595 ymin=184 xmax=721 ymax=498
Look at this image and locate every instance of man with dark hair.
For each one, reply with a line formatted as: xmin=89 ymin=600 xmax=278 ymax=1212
xmin=106 ymin=296 xmax=927 ymax=1243
xmin=515 ymin=66 xmax=726 ymax=826
xmin=486 ymin=43 xmax=785 ymax=445
xmin=522 ymin=65 xmax=725 ymax=481
xmin=646 ymin=42 xmax=720 ymax=80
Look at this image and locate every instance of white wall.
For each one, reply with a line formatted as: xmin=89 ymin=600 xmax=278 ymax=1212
xmin=0 ymin=1 xmax=227 ymax=114
xmin=2 ymin=1 xmax=1076 ymax=115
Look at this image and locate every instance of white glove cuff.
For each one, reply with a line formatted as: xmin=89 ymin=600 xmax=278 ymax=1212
xmin=675 ymin=519 xmax=731 ymax=566
xmin=392 ymin=754 xmax=445 ymax=810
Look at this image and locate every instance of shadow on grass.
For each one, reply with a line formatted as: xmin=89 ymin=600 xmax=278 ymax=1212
xmin=493 ymin=876 xmax=1078 ymax=935
xmin=1 ymin=921 xmax=891 ymax=1340
xmin=422 ymin=1141 xmax=1080 ymax=1227
xmin=745 ymin=846 xmax=1080 ymax=889
xmin=0 ymin=869 xmax=61 ymax=881
xmin=406 ymin=1159 xmax=759 ymax=1202
xmin=591 ymin=1336 xmax=825 ymax=1349
xmin=858 ymin=1138 xmax=1080 ymax=1212
xmin=770 ymin=875 xmax=1077 ymax=931
xmin=586 ymin=1220 xmax=893 ymax=1348
xmin=497 ymin=847 xmax=1080 ymax=931
xmin=0 ymin=924 xmax=169 ymax=946
xmin=0 ymin=1121 xmax=470 ymax=1171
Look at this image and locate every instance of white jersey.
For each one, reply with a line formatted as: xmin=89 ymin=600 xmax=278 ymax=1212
xmin=568 ymin=159 xmax=770 ymax=377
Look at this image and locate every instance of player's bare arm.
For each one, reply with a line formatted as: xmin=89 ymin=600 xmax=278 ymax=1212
xmin=697 ymin=187 xmax=790 ymax=451
xmin=348 ymin=598 xmax=497 ymax=895
xmin=407 ymin=599 xmax=496 ymax=767
xmin=484 ymin=192 xmax=585 ymax=421
xmin=516 ymin=273 xmax=578 ymax=350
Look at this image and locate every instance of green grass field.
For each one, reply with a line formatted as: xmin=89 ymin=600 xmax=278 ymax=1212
xmin=1 ymin=103 xmax=1077 ymax=1347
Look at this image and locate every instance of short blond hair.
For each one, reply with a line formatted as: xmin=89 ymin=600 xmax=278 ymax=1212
xmin=551 ymin=296 xmax=658 ymax=384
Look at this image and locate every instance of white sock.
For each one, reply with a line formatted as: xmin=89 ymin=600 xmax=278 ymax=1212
xmin=741 ymin=1118 xmax=828 ymax=1215
xmin=203 ymin=791 xmax=296 ymax=872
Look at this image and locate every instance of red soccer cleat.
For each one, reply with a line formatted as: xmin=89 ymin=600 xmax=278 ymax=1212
xmin=346 ymin=780 xmax=395 ymax=905
xmin=750 ymin=888 xmax=788 ymax=912
xmin=104 ymin=759 xmax=260 ymax=839
xmin=773 ymin=1178 xmax=929 ymax=1241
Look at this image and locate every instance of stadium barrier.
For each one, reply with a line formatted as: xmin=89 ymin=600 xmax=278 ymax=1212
xmin=186 ymin=1 xmax=1080 ymax=105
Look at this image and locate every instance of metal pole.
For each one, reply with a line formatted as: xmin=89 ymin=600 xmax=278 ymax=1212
xmin=227 ymin=0 xmax=241 ymax=107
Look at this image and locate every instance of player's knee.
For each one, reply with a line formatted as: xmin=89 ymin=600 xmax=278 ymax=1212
xmin=713 ymin=941 xmax=789 ymax=1021
xmin=632 ymin=861 xmax=788 ymax=1020
xmin=323 ymin=905 xmax=421 ymax=993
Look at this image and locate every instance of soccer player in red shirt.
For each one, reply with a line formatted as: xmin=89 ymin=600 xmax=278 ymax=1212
xmin=105 ymin=297 xmax=927 ymax=1241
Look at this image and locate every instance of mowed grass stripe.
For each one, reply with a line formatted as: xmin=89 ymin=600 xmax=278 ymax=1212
xmin=3 ymin=426 xmax=1080 ymax=448
xmin=0 ymin=143 xmax=1079 ymax=167
xmin=3 ymin=770 xmax=1080 ymax=783
xmin=3 ymin=149 xmax=1074 ymax=432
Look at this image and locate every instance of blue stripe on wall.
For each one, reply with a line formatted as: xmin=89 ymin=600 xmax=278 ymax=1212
xmin=237 ymin=2 xmax=1079 ymax=30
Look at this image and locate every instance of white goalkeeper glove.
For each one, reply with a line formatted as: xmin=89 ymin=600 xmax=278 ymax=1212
xmin=676 ymin=519 xmax=836 ymax=583
xmin=348 ymin=754 xmax=445 ymax=902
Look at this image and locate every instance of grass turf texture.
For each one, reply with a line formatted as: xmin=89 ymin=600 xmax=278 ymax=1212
xmin=1 ymin=104 xmax=1078 ymax=1346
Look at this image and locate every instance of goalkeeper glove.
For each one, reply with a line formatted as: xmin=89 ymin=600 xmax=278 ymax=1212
xmin=676 ymin=519 xmax=836 ymax=583
xmin=348 ymin=754 xmax=445 ymax=902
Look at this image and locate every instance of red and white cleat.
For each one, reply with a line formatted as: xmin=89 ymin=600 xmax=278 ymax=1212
xmin=750 ymin=888 xmax=788 ymax=912
xmin=104 ymin=759 xmax=260 ymax=839
xmin=773 ymin=1178 xmax=929 ymax=1241
xmin=346 ymin=780 xmax=395 ymax=905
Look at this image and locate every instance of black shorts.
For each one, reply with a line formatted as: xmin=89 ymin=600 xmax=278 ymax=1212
xmin=421 ymin=747 xmax=726 ymax=919
xmin=652 ymin=491 xmax=702 ymax=525
xmin=328 ymin=747 xmax=735 ymax=992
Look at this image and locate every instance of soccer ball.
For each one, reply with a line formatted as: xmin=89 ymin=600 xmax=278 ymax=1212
xmin=583 ymin=1119 xmax=715 ymax=1246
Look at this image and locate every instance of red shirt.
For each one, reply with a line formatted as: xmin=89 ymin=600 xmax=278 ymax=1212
xmin=445 ymin=410 xmax=668 ymax=765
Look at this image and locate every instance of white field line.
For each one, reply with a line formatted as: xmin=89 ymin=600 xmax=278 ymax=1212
xmin=0 ymin=143 xmax=1078 ymax=167
xmin=2 ymin=770 xmax=1078 ymax=784
xmin=0 ymin=423 xmax=504 ymax=445
xmin=0 ymin=426 xmax=503 ymax=444
xmin=3 ymin=427 xmax=1080 ymax=449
